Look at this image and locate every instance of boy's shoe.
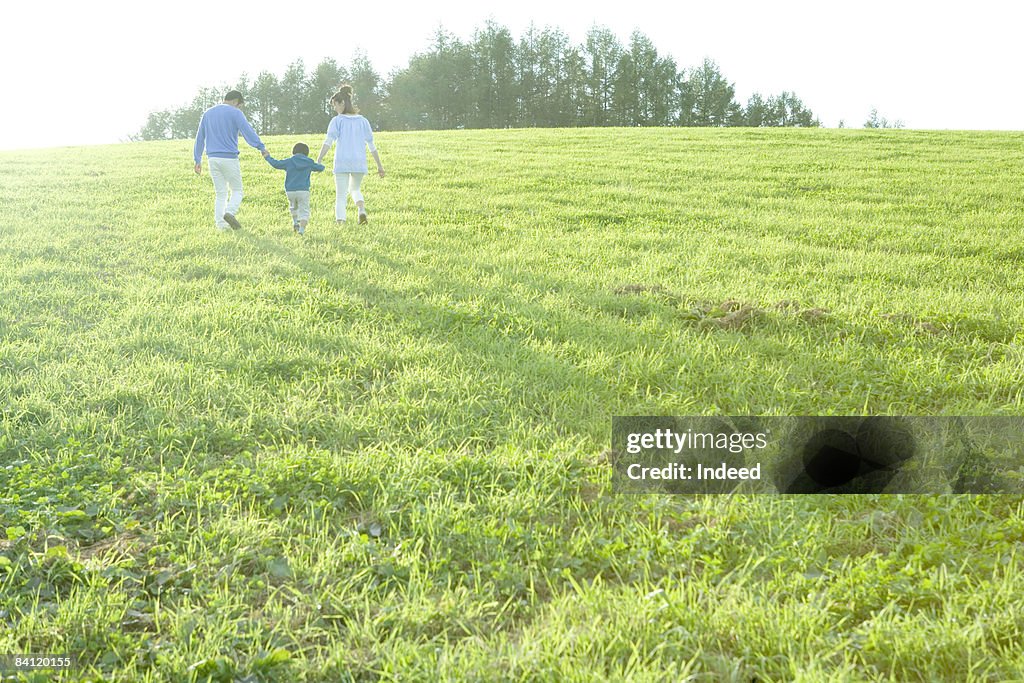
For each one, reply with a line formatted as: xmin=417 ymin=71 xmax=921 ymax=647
xmin=297 ymin=227 xmax=305 ymax=236
xmin=216 ymin=225 xmax=231 ymax=232
xmin=223 ymin=213 xmax=242 ymax=230
xmin=293 ymin=223 xmax=301 ymax=233
xmin=358 ymin=211 xmax=368 ymax=225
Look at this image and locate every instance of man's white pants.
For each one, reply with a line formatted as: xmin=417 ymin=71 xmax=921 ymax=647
xmin=208 ymin=157 xmax=243 ymax=228
xmin=334 ymin=172 xmax=364 ymax=220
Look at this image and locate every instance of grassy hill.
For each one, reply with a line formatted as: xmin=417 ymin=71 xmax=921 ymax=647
xmin=1 ymin=128 xmax=1023 ymax=681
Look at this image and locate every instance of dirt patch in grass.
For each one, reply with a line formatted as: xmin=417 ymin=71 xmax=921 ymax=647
xmin=77 ymin=530 xmax=149 ymax=562
xmin=612 ymin=283 xmax=684 ymax=306
xmin=881 ymin=312 xmax=946 ymax=336
xmin=699 ymin=303 xmax=760 ymax=330
xmin=613 ymin=286 xmax=832 ymax=331
xmin=770 ymin=300 xmax=831 ymax=322
xmin=611 ymin=287 xmax=1016 ymax=344
xmin=613 ymin=284 xmax=665 ymax=296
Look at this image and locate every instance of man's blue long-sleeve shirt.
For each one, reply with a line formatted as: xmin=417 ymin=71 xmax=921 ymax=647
xmin=193 ymin=104 xmax=265 ymax=164
xmin=264 ymin=154 xmax=326 ymax=191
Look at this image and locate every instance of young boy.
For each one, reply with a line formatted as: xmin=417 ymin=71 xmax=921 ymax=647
xmin=261 ymin=143 xmax=326 ymax=235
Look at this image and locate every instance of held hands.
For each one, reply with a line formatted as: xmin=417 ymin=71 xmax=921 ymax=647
xmin=260 ymin=149 xmax=270 ymax=158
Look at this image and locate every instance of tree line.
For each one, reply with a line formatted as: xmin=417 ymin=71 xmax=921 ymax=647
xmin=135 ymin=23 xmax=822 ymax=140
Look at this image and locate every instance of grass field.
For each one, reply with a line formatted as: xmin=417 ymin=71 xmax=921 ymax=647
xmin=1 ymin=127 xmax=1024 ymax=681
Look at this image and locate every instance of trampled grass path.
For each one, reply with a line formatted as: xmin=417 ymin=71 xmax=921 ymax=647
xmin=1 ymin=128 xmax=1023 ymax=680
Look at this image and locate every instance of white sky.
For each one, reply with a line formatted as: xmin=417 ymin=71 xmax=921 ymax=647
xmin=1 ymin=1 xmax=1020 ymax=150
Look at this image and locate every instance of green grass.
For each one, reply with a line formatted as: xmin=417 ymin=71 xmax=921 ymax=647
xmin=1 ymin=127 xmax=1023 ymax=681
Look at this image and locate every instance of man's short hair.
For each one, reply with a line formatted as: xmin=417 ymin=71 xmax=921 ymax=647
xmin=292 ymin=142 xmax=310 ymax=156
xmin=224 ymin=90 xmax=244 ymax=103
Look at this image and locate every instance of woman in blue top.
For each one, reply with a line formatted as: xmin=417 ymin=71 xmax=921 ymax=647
xmin=316 ymin=85 xmax=385 ymax=224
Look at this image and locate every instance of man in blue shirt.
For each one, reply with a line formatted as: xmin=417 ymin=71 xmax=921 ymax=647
xmin=193 ymin=90 xmax=266 ymax=230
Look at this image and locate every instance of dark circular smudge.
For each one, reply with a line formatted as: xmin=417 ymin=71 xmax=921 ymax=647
xmin=777 ymin=417 xmax=916 ymax=493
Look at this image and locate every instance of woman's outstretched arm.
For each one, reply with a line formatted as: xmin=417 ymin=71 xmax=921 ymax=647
xmin=370 ymin=148 xmax=385 ymax=177
xmin=316 ymin=142 xmax=331 ymax=165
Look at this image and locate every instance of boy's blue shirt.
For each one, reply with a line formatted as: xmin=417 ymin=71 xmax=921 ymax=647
xmin=264 ymin=153 xmax=326 ymax=191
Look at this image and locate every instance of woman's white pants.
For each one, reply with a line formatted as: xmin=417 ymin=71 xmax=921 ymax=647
xmin=334 ymin=172 xmax=365 ymax=220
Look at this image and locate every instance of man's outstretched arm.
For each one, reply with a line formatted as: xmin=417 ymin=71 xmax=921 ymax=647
xmin=235 ymin=109 xmax=266 ymax=152
xmin=193 ymin=114 xmax=207 ymax=174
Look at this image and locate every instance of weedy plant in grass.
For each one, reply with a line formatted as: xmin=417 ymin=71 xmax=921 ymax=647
xmin=1 ymin=127 xmax=1023 ymax=681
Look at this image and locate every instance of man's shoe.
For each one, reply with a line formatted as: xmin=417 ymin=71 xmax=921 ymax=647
xmin=358 ymin=211 xmax=368 ymax=225
xmin=223 ymin=213 xmax=242 ymax=230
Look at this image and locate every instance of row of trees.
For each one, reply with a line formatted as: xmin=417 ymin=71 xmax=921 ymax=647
xmin=136 ymin=23 xmax=822 ymax=140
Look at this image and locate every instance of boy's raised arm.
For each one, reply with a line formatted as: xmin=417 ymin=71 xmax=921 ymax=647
xmin=263 ymin=154 xmax=288 ymax=169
